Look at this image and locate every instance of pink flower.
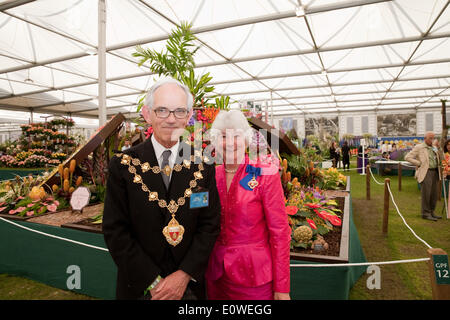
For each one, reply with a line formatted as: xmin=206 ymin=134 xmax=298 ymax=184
xmin=8 ymin=209 xmax=16 ymax=215
xmin=0 ymin=206 xmax=6 ymax=212
xmin=305 ymin=203 xmax=321 ymax=209
xmin=47 ymin=204 xmax=57 ymax=212
xmin=53 ymin=200 xmax=59 ymax=206
xmin=26 ymin=211 xmax=34 ymax=217
xmin=285 ymin=206 xmax=298 ymax=216
xmin=17 ymin=196 xmax=24 ymax=200
xmin=46 ymin=197 xmax=54 ymax=201
xmin=27 ymin=203 xmax=34 ymax=208
xmin=16 ymin=206 xmax=26 ymax=213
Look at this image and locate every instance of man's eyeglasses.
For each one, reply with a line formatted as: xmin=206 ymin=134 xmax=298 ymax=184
xmin=153 ymin=107 xmax=189 ymax=119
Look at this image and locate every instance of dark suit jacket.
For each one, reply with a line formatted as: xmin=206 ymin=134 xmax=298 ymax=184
xmin=102 ymin=136 xmax=221 ymax=299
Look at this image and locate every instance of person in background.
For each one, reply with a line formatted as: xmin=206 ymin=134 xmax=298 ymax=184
xmin=442 ymin=139 xmax=450 ymax=179
xmin=205 ymin=110 xmax=291 ymax=300
xmin=335 ymin=145 xmax=342 ymax=169
xmin=405 ymin=132 xmax=442 ymax=221
xmin=341 ymin=141 xmax=350 ymax=171
xmin=329 ymin=141 xmax=338 ymax=168
xmin=121 ymin=139 xmax=131 ymax=151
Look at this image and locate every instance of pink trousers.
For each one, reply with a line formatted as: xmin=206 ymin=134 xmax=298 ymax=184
xmin=206 ymin=276 xmax=273 ymax=300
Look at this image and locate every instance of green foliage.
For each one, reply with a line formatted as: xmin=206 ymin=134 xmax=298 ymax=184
xmin=133 ymin=22 xmax=198 ymax=78
xmin=179 ymin=69 xmax=215 ymax=107
xmin=132 ymin=21 xmax=229 ymax=114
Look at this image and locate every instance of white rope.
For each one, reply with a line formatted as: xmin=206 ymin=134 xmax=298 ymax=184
xmin=290 ymin=257 xmax=430 ymax=267
xmin=369 ymin=166 xmax=384 ymax=185
xmin=0 ymin=217 xmax=109 ymax=252
xmin=386 ymin=183 xmax=432 ymax=249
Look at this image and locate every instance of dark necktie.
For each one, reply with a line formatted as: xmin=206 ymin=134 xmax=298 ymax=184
xmin=161 ymin=150 xmax=172 ymax=190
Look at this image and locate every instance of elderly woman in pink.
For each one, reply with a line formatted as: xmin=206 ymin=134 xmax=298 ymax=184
xmin=205 ymin=110 xmax=291 ymax=300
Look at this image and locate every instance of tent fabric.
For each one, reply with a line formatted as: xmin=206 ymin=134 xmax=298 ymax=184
xmin=0 ymin=0 xmax=448 ymax=121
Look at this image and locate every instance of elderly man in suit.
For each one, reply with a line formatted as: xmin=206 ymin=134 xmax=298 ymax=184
xmin=103 ymin=77 xmax=221 ymax=299
xmin=405 ymin=132 xmax=442 ymax=221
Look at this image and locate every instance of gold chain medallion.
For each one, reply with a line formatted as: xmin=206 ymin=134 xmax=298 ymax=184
xmin=117 ymin=153 xmax=204 ymax=246
xmin=162 ymin=216 xmax=185 ymax=246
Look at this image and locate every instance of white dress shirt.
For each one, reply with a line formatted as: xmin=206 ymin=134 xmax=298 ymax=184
xmin=151 ymin=134 xmax=179 ymax=181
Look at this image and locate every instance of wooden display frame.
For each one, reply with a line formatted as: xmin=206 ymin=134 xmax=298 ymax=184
xmin=248 ymin=117 xmax=300 ymax=156
xmin=41 ymin=113 xmax=126 ymax=189
xmin=289 ymin=194 xmax=351 ymax=264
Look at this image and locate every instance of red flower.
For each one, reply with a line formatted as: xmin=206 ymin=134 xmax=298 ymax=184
xmin=305 ymin=203 xmax=321 ymax=209
xmin=327 ymin=215 xmax=342 ymax=226
xmin=306 ymin=218 xmax=317 ymax=230
xmin=314 ymin=209 xmax=328 ymax=220
xmin=285 ymin=206 xmax=298 ymax=216
xmin=144 ymin=126 xmax=154 ymax=139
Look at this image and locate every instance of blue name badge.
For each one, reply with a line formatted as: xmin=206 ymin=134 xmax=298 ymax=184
xmin=190 ymin=191 xmax=209 ymax=209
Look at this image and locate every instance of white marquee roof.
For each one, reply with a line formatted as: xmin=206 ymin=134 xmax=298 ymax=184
xmin=0 ymin=0 xmax=449 ymax=122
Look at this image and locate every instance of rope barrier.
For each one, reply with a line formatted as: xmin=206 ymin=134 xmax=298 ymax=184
xmin=386 ymin=183 xmax=433 ymax=249
xmin=0 ymin=165 xmax=437 ymax=271
xmin=0 ymin=217 xmax=109 ymax=252
xmin=368 ymin=166 xmax=433 ymax=249
xmin=290 ymin=257 xmax=430 ymax=268
xmin=369 ymin=166 xmax=384 ymax=185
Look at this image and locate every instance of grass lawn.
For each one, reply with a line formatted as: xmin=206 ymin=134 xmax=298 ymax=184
xmin=347 ymin=161 xmax=449 ymax=300
xmin=0 ymin=274 xmax=94 ymax=300
xmin=0 ymin=160 xmax=448 ymax=300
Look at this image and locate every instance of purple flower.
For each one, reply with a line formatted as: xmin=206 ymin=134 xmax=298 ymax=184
xmin=313 ymin=191 xmax=324 ymax=200
xmin=187 ymin=115 xmax=195 ymax=126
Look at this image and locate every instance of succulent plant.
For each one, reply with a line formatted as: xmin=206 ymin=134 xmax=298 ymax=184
xmin=293 ymin=225 xmax=313 ymax=243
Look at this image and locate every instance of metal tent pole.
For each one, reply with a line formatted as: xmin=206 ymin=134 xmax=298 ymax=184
xmin=98 ymin=0 xmax=107 ymax=126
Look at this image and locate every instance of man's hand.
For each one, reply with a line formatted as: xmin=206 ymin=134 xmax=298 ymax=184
xmin=274 ymin=292 xmax=290 ymax=300
xmin=151 ymin=270 xmax=190 ymax=300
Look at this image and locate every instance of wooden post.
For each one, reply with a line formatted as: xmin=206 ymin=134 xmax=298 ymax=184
xmin=382 ymin=178 xmax=390 ymax=234
xmin=398 ymin=162 xmax=402 ymax=191
xmin=366 ymin=165 xmax=370 ymax=200
xmin=427 ymin=248 xmax=450 ymax=300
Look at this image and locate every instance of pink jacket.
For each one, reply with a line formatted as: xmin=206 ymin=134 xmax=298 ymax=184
xmin=205 ymin=156 xmax=291 ymax=293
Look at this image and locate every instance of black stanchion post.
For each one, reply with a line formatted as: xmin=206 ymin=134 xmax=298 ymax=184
xmin=383 ymin=178 xmax=390 ymax=234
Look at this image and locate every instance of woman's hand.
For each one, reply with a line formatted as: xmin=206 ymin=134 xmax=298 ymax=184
xmin=274 ymin=292 xmax=290 ymax=300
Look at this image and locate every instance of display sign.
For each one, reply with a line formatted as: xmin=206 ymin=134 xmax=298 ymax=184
xmin=70 ymin=186 xmax=91 ymax=212
xmin=432 ymin=255 xmax=450 ymax=285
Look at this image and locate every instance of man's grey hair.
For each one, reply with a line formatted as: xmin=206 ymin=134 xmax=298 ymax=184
xmin=143 ymin=77 xmax=194 ymax=111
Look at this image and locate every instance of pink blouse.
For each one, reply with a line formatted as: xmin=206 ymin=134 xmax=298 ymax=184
xmin=205 ymin=156 xmax=291 ymax=293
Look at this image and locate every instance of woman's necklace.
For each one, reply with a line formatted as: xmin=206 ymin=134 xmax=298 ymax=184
xmin=224 ymin=166 xmax=238 ymax=173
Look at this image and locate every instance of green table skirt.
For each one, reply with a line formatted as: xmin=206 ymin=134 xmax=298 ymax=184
xmin=0 ymin=219 xmax=117 ymax=299
xmin=290 ymin=196 xmax=367 ymax=299
xmin=0 ymin=197 xmax=366 ymax=300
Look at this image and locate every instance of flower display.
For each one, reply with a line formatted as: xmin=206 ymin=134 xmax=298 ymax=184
xmin=286 ymin=186 xmax=342 ymax=249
